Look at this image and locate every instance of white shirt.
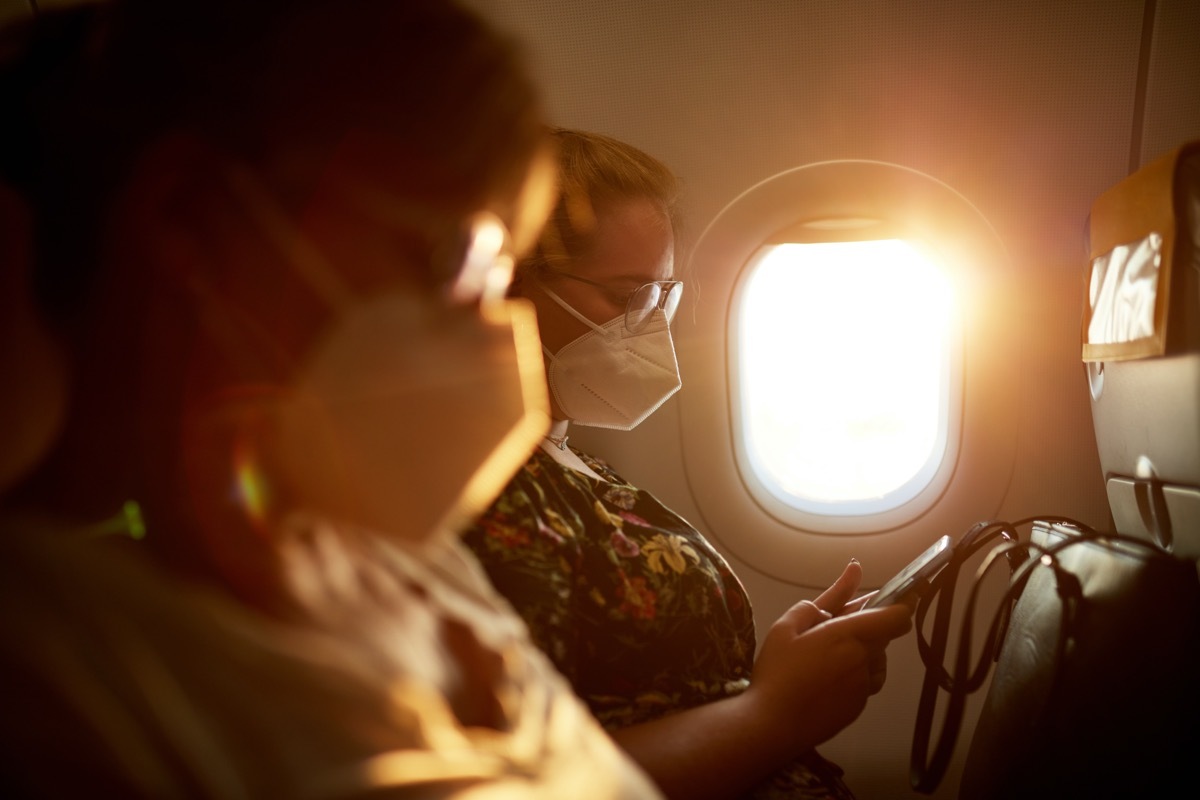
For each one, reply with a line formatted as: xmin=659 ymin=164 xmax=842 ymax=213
xmin=0 ymin=515 xmax=662 ymax=799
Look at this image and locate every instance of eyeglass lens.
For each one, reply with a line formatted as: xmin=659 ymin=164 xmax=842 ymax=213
xmin=627 ymin=282 xmax=683 ymax=332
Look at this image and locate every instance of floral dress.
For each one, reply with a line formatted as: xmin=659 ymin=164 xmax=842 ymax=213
xmin=463 ymin=446 xmax=856 ymax=800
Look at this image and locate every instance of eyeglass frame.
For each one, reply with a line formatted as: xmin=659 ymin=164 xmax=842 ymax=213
xmin=444 ymin=211 xmax=517 ymax=309
xmin=538 ymin=266 xmax=683 ymax=332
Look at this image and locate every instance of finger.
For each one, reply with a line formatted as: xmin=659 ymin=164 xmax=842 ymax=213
xmin=814 ymin=559 xmax=863 ymax=614
xmin=840 ymin=592 xmax=875 ymax=615
xmin=826 ymin=602 xmax=913 ymax=643
xmin=777 ymin=598 xmax=834 ymax=634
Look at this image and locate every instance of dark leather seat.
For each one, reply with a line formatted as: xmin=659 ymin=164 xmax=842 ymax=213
xmin=959 ymin=521 xmax=1200 ymax=799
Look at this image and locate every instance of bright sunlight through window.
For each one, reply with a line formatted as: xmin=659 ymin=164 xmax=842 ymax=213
xmin=737 ymin=239 xmax=956 ymax=515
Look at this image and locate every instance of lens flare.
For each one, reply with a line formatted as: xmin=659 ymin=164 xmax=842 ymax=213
xmin=232 ymin=439 xmax=271 ymax=528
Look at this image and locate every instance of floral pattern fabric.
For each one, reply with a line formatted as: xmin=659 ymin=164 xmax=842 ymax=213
xmin=463 ymin=446 xmax=856 ymax=800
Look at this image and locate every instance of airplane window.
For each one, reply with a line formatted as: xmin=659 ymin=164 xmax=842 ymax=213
xmin=735 ymin=238 xmax=957 ymax=515
xmin=679 ymin=160 xmax=1013 ymax=579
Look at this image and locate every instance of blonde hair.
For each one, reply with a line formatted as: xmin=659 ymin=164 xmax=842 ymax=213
xmin=522 ymin=128 xmax=679 ymax=278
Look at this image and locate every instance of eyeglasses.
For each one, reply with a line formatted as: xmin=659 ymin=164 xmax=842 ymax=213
xmin=444 ymin=212 xmax=516 ymax=310
xmin=542 ymin=268 xmax=683 ymax=332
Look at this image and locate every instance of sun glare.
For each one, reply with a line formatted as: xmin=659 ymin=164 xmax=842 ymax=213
xmin=737 ymin=239 xmax=955 ymax=513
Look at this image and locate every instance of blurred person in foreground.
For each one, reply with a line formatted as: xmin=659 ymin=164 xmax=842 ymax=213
xmin=0 ymin=1 xmax=661 ymax=797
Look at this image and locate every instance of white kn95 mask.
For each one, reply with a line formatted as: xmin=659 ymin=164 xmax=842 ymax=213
xmin=539 ymin=284 xmax=681 ymax=430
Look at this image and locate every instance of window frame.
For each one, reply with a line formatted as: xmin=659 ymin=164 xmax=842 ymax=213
xmin=675 ymin=160 xmax=1017 ymax=585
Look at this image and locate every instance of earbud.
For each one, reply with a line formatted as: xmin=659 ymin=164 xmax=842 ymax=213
xmin=80 ymin=500 xmax=146 ymax=540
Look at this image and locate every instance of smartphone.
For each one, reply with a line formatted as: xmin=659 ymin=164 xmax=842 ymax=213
xmin=862 ymin=534 xmax=953 ymax=609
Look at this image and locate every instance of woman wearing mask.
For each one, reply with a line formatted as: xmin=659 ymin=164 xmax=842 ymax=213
xmin=463 ymin=129 xmax=912 ymax=800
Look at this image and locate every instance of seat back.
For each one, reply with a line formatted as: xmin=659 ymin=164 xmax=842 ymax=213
xmin=958 ymin=143 xmax=1200 ymax=799
xmin=1084 ymin=142 xmax=1200 ymax=557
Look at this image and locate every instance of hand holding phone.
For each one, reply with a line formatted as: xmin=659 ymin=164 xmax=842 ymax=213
xmin=862 ymin=534 xmax=953 ymax=609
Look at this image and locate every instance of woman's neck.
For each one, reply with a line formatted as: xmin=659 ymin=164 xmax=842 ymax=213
xmin=542 ymin=419 xmax=571 ymax=450
xmin=537 ymin=420 xmax=605 ymax=481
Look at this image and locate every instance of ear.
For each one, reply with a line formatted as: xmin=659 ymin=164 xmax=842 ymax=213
xmin=117 ymin=137 xmax=300 ymax=601
xmin=0 ymin=183 xmax=69 ymax=494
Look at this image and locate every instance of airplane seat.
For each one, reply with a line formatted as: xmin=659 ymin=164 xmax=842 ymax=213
xmin=1084 ymin=142 xmax=1200 ymax=557
xmin=956 ymin=141 xmax=1200 ymax=800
